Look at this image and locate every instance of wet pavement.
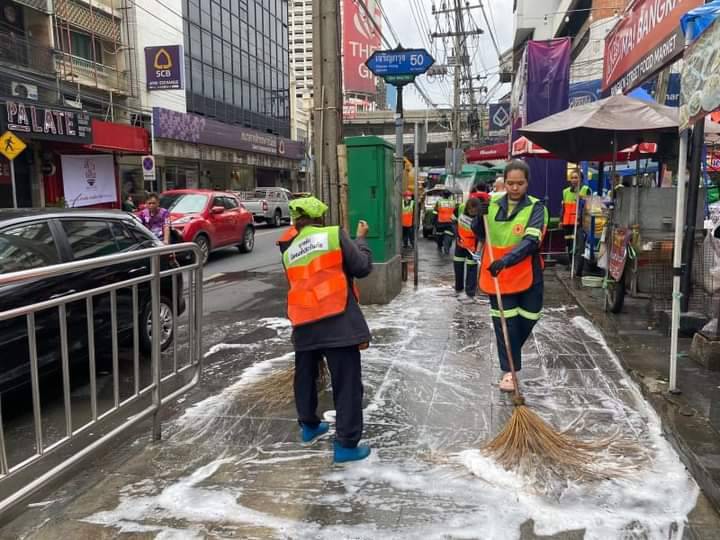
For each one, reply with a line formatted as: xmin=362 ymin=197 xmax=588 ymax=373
xmin=2 ymin=241 xmax=720 ymax=539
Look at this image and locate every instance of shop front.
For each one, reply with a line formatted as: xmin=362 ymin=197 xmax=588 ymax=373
xmin=151 ymin=107 xmax=304 ymax=194
xmin=0 ymin=100 xmax=149 ymax=209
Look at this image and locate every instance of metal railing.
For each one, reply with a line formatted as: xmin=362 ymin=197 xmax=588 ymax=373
xmin=0 ymin=243 xmax=203 ymax=517
xmin=55 ymin=52 xmax=129 ymax=94
xmin=0 ymin=30 xmax=55 ymax=73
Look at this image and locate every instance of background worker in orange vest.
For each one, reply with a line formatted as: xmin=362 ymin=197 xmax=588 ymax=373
xmin=560 ymin=168 xmax=591 ymax=268
xmin=402 ymin=191 xmax=415 ymax=249
xmin=279 ymin=197 xmax=373 ymax=463
xmin=473 ymin=160 xmax=549 ymax=392
xmin=433 ymin=190 xmax=457 ymax=254
xmin=454 ymin=198 xmax=481 ymax=300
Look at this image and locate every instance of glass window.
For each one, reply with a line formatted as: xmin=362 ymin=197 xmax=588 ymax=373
xmin=160 ymin=193 xmax=209 ymax=213
xmin=222 ymin=196 xmax=239 ymax=209
xmin=0 ymin=222 xmax=59 ymax=273
xmin=62 ymin=221 xmax=118 ymax=261
xmin=110 ymin=221 xmax=139 ymax=251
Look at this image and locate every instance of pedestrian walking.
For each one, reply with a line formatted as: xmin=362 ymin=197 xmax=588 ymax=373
xmin=279 ymin=197 xmax=373 ymax=463
xmin=122 ymin=194 xmax=136 ymax=212
xmin=474 ymin=160 xmax=549 ymax=392
xmin=138 ymin=193 xmax=170 ymax=244
xmin=401 ymin=191 xmax=415 ymax=249
xmin=560 ymin=169 xmax=590 ymax=268
xmin=453 ymin=197 xmax=481 ymax=300
xmin=433 ymin=190 xmax=456 ymax=255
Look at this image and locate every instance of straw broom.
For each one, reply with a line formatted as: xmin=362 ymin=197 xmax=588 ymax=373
xmin=481 ymin=215 xmax=614 ymax=479
xmin=242 ymin=357 xmax=331 ymax=411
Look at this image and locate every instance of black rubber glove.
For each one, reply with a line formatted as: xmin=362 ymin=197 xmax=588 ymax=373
xmin=489 ymin=259 xmax=506 ymax=277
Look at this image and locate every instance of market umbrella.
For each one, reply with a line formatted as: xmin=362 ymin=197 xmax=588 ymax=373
xmin=465 ymin=142 xmax=508 ymax=162
xmin=518 ymin=94 xmax=678 ymax=162
xmin=511 ymin=135 xmax=658 ymax=161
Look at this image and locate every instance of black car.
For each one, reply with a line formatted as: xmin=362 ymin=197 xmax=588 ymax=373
xmin=0 ymin=209 xmax=186 ymax=394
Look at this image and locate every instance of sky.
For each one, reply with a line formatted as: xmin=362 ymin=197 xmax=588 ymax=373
xmin=381 ymin=0 xmax=513 ymax=110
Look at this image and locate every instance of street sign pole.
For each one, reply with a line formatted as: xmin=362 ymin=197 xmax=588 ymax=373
xmin=413 ymin=122 xmax=420 ymax=287
xmin=9 ymin=159 xmax=16 ymax=209
xmin=365 ymin=46 xmax=434 ymax=285
xmin=395 ymin=84 xmax=404 ymax=263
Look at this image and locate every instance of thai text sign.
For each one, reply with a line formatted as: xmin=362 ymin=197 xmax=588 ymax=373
xmin=488 ymin=103 xmax=510 ymax=137
xmin=602 ymin=0 xmax=702 ymax=94
xmin=145 ymin=45 xmax=183 ymax=91
xmin=343 ymin=0 xmax=382 ymax=94
xmin=609 ymin=227 xmax=630 ymax=282
xmin=679 ymin=17 xmax=720 ymax=131
xmin=152 ymin=108 xmax=304 ymax=160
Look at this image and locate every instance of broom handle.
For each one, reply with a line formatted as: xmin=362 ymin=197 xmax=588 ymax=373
xmin=482 ymin=214 xmax=522 ymax=400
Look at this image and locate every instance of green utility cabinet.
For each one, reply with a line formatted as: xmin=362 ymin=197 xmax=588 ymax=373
xmin=345 ymin=136 xmax=398 ymax=263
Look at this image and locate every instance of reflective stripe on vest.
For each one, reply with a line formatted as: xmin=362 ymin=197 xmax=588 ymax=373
xmin=402 ymin=201 xmax=415 ymax=227
xmin=456 ymin=204 xmax=477 ymax=250
xmin=282 ymin=226 xmax=348 ymax=327
xmin=561 ymin=186 xmax=590 ymax=226
xmin=437 ymin=200 xmax=455 ymax=223
xmin=479 ymin=197 xmax=542 ymax=295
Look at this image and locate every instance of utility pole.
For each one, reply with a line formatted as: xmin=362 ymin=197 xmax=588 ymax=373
xmin=451 ymin=0 xmax=462 ymax=182
xmin=312 ymin=0 xmax=343 ymax=224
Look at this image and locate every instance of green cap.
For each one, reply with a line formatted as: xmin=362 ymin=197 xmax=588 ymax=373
xmin=289 ymin=196 xmax=328 ymax=220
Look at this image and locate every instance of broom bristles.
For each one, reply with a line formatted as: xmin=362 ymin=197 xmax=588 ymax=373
xmin=483 ymin=404 xmax=627 ymax=481
xmin=242 ymin=359 xmax=331 ymax=411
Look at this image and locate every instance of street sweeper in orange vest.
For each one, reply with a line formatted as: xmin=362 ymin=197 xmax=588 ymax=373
xmin=473 ymin=160 xmax=549 ymax=392
xmin=279 ymin=196 xmax=373 ymax=463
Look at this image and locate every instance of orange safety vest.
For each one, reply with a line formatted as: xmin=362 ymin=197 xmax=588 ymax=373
xmin=277 ymin=226 xmax=298 ymax=245
xmin=402 ymin=200 xmax=415 ymax=227
xmin=282 ymin=226 xmax=357 ymax=327
xmin=479 ymin=196 xmax=547 ymax=295
xmin=436 ymin=199 xmax=455 ymax=224
xmin=456 ymin=204 xmax=477 ymax=251
xmin=561 ymin=185 xmax=590 ymax=226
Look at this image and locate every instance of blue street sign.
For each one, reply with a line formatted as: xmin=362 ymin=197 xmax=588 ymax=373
xmin=366 ymin=48 xmax=435 ymax=78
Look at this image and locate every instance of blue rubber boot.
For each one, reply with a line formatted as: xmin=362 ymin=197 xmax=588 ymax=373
xmin=333 ymin=441 xmax=371 ymax=463
xmin=300 ymin=422 xmax=329 ymax=443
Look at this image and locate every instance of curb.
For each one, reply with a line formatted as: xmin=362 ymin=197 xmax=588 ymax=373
xmin=554 ymin=270 xmax=720 ymax=513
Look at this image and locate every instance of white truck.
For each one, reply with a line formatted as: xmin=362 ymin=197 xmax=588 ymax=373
xmin=235 ymin=187 xmax=292 ymax=227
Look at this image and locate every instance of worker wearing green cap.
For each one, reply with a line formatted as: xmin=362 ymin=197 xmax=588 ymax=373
xmin=280 ymin=196 xmax=374 ymax=463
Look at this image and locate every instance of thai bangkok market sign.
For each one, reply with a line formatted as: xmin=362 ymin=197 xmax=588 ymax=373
xmin=602 ymin=0 xmax=703 ymax=95
xmin=679 ymin=17 xmax=720 ymax=131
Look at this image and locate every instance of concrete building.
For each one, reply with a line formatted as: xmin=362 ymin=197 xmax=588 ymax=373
xmin=511 ymin=0 xmax=627 ymax=83
xmin=0 ymin=0 xmax=150 ymax=209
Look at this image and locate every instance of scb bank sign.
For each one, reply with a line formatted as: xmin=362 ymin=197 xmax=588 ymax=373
xmin=145 ymin=45 xmax=184 ymax=91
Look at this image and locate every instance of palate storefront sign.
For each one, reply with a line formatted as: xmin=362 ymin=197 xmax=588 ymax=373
xmin=602 ymin=0 xmax=703 ymax=95
xmin=1 ymin=101 xmax=92 ymax=144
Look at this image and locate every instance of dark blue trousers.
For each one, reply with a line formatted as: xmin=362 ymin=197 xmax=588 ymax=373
xmin=488 ymin=281 xmax=543 ymax=373
xmin=294 ymin=346 xmax=363 ymax=448
xmin=454 ymin=246 xmax=478 ymax=296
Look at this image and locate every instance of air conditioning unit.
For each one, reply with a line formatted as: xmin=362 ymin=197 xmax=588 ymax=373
xmin=11 ymin=82 xmax=38 ymax=101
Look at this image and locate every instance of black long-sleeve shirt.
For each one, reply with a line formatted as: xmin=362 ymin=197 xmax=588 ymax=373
xmin=280 ymin=228 xmax=373 ymax=352
xmin=472 ymin=193 xmax=548 ymax=282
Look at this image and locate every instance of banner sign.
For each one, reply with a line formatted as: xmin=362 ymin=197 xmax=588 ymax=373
xmin=570 ymin=75 xmax=681 ymax=107
xmin=343 ymin=0 xmax=382 ymax=94
xmin=488 ymin=103 xmax=510 ymax=136
xmin=609 ymin=227 xmax=630 ymax=281
xmin=526 ymin=38 xmax=571 ymax=218
xmin=145 ymin=45 xmax=183 ymax=91
xmin=679 ymin=17 xmax=720 ymax=131
xmin=1 ymin=101 xmax=92 ymax=144
xmin=61 ymin=154 xmax=117 ymax=207
xmin=602 ymin=0 xmax=703 ymax=94
xmin=153 ymin=108 xmax=304 ymax=160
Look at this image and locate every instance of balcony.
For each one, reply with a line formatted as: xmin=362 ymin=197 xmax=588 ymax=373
xmin=55 ymin=52 xmax=129 ymax=95
xmin=0 ymin=30 xmax=55 ymax=74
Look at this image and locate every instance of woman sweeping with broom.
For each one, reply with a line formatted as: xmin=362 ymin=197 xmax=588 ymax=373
xmin=279 ymin=196 xmax=374 ymax=463
xmin=474 ymin=160 xmax=620 ymax=477
xmin=474 ymin=160 xmax=548 ymax=392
